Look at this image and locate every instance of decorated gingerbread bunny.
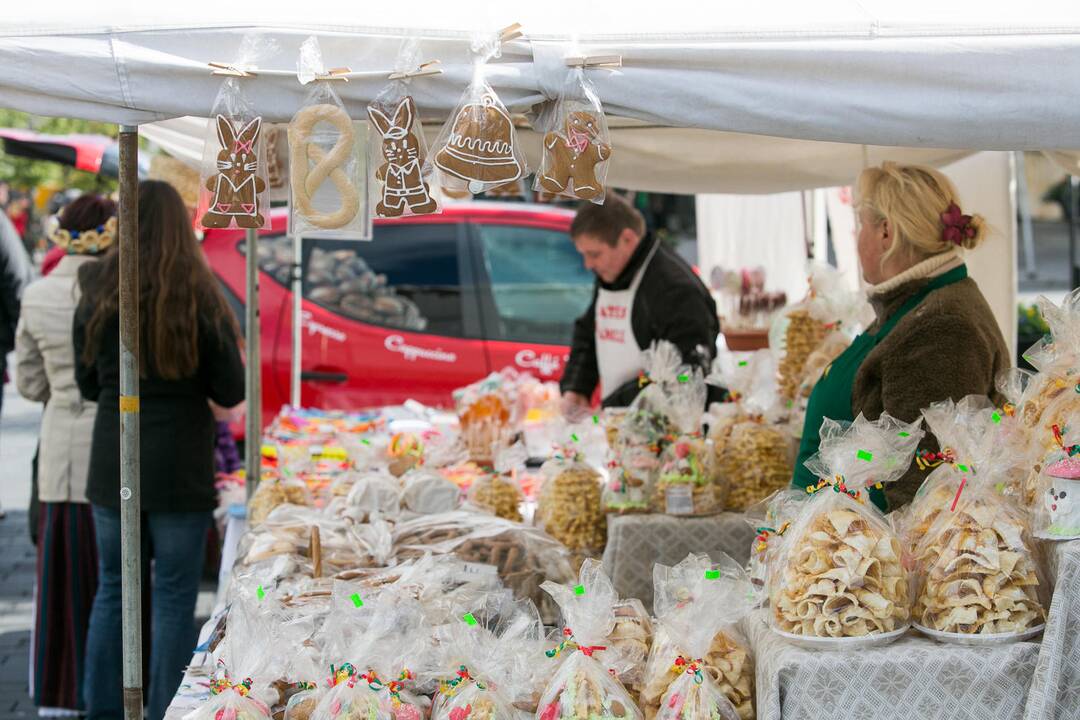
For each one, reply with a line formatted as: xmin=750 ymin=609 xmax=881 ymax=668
xmin=368 ymin=97 xmax=438 ymax=217
xmin=202 ymin=115 xmax=266 ymax=229
xmin=539 ymin=111 xmax=611 ymax=202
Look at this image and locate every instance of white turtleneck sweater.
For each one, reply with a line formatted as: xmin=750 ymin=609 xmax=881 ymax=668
xmin=867 ymin=249 xmax=964 ymax=298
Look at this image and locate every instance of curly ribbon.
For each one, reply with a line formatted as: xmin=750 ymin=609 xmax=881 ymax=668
xmin=438 ymin=666 xmax=483 ymax=697
xmin=545 ymin=627 xmax=607 ymax=659
xmin=209 ymin=675 xmax=253 ymax=697
xmin=385 ymin=669 xmax=414 ymax=707
xmin=638 ymin=371 xmax=652 ymax=389
xmin=754 ymin=522 xmax=790 ymax=554
xmin=328 ymin=663 xmax=359 ymax=689
xmin=1053 ymin=424 xmax=1080 ymax=457
xmin=805 ymin=475 xmax=881 ymax=504
xmin=360 ymin=669 xmax=384 ymax=693
xmin=670 ymin=656 xmax=705 ymax=685
xmin=916 ymin=447 xmax=957 ymax=471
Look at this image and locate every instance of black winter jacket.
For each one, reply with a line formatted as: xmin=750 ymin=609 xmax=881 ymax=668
xmin=559 ymin=234 xmax=719 ymax=407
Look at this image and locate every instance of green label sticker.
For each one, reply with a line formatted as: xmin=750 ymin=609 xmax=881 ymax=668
xmin=574 ymin=585 xmax=586 ymax=596
xmin=991 ymin=411 xmax=1002 ymax=424
xmin=677 ymin=374 xmax=689 ymax=383
xmin=898 ymin=432 xmax=910 ymax=438
xmin=350 ymin=593 xmax=363 ymax=608
xmin=361 ymin=438 xmax=371 ymax=446
xmin=593 ymin=415 xmax=599 ymax=424
xmin=957 ymin=464 xmax=969 ymax=473
xmin=737 ymin=361 xmax=748 ymax=367
xmin=571 ymin=433 xmax=579 ymax=443
xmin=462 ymin=613 xmax=477 ymax=626
xmin=857 ymin=450 xmax=873 ymax=462
xmin=256 ymin=585 xmax=265 ymax=601
xmin=705 ymin=570 xmax=720 ymax=580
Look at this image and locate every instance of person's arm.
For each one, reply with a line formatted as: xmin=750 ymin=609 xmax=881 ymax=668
xmin=14 ymin=314 xmax=49 ymax=402
xmin=559 ymin=286 xmax=600 ymax=399
xmin=201 ymin=316 xmax=246 ymax=409
xmin=72 ymin=297 xmax=101 ymax=402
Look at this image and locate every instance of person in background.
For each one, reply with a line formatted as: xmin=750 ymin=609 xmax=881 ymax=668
xmin=8 ymin=191 xmax=32 ymax=247
xmin=791 ymin=162 xmax=1009 ymax=510
xmin=560 ymin=192 xmax=719 ymax=415
xmin=0 ymin=207 xmax=34 ymax=520
xmin=15 ymin=193 xmax=115 ymax=715
xmin=75 ymin=180 xmax=245 ymax=720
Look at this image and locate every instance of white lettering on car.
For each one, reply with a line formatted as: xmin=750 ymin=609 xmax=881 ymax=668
xmin=384 ymin=335 xmax=458 ymax=363
xmin=515 ymin=349 xmax=565 ymax=376
xmin=301 ymin=311 xmax=346 ymax=343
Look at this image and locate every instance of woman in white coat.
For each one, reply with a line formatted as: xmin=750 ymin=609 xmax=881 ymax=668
xmin=15 ymin=194 xmax=115 ymax=714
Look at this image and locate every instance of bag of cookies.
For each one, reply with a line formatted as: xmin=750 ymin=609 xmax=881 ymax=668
xmin=197 ymin=34 xmax=275 ymax=231
xmin=1033 ymin=422 xmax=1080 ymax=540
xmin=537 ymin=438 xmax=606 ymax=565
xmin=903 ymin=397 xmax=1047 ymax=641
xmin=537 ymin=561 xmax=642 ymax=720
xmin=468 ymin=443 xmax=526 ymax=521
xmin=453 ymin=373 xmax=514 ymax=465
xmin=249 ymin=474 xmax=312 ymax=526
xmin=606 ymin=599 xmax=653 ymax=695
xmin=400 ymin=467 xmax=461 ymax=515
xmin=366 ymin=39 xmax=441 ymax=218
xmin=432 ymin=30 xmax=526 ymax=196
xmin=534 ymin=67 xmax=612 ymax=204
xmin=640 ymin=553 xmax=752 ymax=720
xmin=742 ymin=488 xmax=801 ymax=602
xmin=289 ymin=36 xmax=370 ymax=239
xmin=769 ymin=413 xmax=923 ymax=647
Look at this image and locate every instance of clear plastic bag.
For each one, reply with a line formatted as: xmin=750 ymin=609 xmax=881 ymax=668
xmin=904 ymin=397 xmax=1047 ymax=640
xmin=742 ymin=488 xmax=802 ymax=603
xmin=454 ymin=374 xmax=514 ymax=465
xmin=400 ymin=467 xmax=461 ymax=515
xmin=534 ymin=68 xmax=612 ymax=204
xmin=537 ymin=561 xmax=643 ymax=720
xmin=197 ymin=35 xmax=276 ymax=231
xmin=366 ymin=41 xmax=441 ymax=218
xmin=288 ymin=36 xmax=370 ymax=239
xmin=607 ymin=600 xmax=653 ymax=695
xmin=431 ymin=32 xmax=526 ymax=195
xmin=537 ymin=444 xmax=606 ymax=562
xmin=342 ymin=470 xmax=402 ymax=522
xmin=640 ymin=554 xmax=752 ymax=720
xmin=1034 ymin=422 xmax=1080 ymax=540
xmin=770 ymin=413 xmax=924 ymax=645
xmin=249 ymin=475 xmax=312 ymax=526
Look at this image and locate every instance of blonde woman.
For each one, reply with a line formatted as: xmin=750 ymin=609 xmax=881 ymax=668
xmin=792 ymin=162 xmax=1010 ymax=510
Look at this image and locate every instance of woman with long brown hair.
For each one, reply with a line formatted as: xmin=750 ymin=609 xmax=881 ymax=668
xmin=74 ymin=180 xmax=244 ymax=720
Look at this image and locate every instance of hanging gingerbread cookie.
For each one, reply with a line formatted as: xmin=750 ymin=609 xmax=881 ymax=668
xmin=368 ymin=97 xmax=439 ymax=217
xmin=535 ymin=67 xmax=613 ymax=205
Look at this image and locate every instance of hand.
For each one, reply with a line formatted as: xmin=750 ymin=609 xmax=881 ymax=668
xmin=561 ymin=391 xmax=591 ymax=422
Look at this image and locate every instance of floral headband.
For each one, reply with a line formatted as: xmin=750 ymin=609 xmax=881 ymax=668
xmin=940 ymin=203 xmax=976 ymax=246
xmin=50 ymin=216 xmax=117 ymax=255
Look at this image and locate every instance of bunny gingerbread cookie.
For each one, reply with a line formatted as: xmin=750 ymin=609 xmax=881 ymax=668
xmin=202 ymin=114 xmax=266 ymax=229
xmin=539 ymin=111 xmax=611 ymax=202
xmin=368 ymin=97 xmax=438 ymax=217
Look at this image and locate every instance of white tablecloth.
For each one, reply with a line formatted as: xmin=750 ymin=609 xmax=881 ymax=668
xmin=1024 ymin=539 xmax=1080 ymax=720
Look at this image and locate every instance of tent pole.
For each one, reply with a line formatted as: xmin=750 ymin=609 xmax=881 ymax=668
xmin=1071 ymin=176 xmax=1079 ymax=290
xmin=117 ymin=124 xmax=143 ymax=720
xmin=1014 ymin=152 xmax=1037 ymax=280
xmin=291 ymin=235 xmax=302 ymax=408
xmin=244 ymin=227 xmax=261 ymax=499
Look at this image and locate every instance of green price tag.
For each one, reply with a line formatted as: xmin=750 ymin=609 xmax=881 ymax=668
xmin=857 ymin=450 xmax=873 ymax=462
xmin=463 ymin=613 xmax=477 ymax=626
xmin=574 ymin=585 xmax=586 ymax=596
xmin=705 ymin=570 xmax=720 ymax=580
xmin=737 ymin=361 xmax=748 ymax=367
xmin=677 ymin=374 xmax=689 ymax=383
xmin=991 ymin=412 xmax=1002 ymax=424
xmin=350 ymin=593 xmax=363 ymax=608
xmin=571 ymin=433 xmax=579 ymax=443
xmin=361 ymin=438 xmax=371 ymax=446
xmin=957 ymin=464 xmax=969 ymax=473
xmin=593 ymin=415 xmax=599 ymax=424
xmin=898 ymin=432 xmax=910 ymax=438
xmin=256 ymin=585 xmax=265 ymax=601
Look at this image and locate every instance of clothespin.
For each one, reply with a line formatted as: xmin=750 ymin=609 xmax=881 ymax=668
xmin=313 ymin=67 xmax=351 ymax=82
xmin=209 ymin=62 xmax=258 ymax=78
xmin=499 ymin=23 xmax=524 ymax=44
xmin=565 ymin=55 xmax=623 ymax=69
xmin=388 ymin=60 xmax=443 ymax=81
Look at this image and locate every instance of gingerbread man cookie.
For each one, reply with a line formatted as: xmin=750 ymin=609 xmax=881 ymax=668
xmin=539 ymin=111 xmax=611 ymax=201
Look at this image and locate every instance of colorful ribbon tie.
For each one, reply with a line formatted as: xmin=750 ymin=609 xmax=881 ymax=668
xmin=916 ymin=447 xmax=957 ymax=471
xmin=210 ymin=675 xmax=253 ymax=697
xmin=329 ymin=663 xmax=359 ymax=688
xmin=385 ymin=669 xmax=414 ymax=706
xmin=671 ymin=656 xmax=705 ymax=685
xmin=545 ymin=627 xmax=606 ymax=659
xmin=1053 ymin=424 xmax=1080 ymax=457
xmin=438 ymin=666 xmax=476 ymax=697
xmin=754 ymin=521 xmax=790 ymax=553
xmin=806 ymin=475 xmax=879 ymax=504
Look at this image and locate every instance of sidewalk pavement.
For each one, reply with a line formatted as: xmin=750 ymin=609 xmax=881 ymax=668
xmin=0 ymin=511 xmax=36 ymax=720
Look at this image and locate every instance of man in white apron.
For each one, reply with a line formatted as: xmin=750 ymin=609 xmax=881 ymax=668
xmin=560 ymin=193 xmax=719 ymax=418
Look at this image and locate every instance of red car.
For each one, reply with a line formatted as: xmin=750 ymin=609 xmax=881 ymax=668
xmin=202 ymin=202 xmax=594 ymax=424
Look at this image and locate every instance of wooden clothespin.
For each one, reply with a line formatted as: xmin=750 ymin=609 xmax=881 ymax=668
xmin=314 ymin=67 xmax=352 ymax=82
xmin=388 ymin=60 xmax=443 ymax=81
xmin=499 ymin=23 xmax=524 ymax=44
xmin=209 ymin=62 xmax=258 ymax=78
xmin=565 ymin=55 xmax=623 ymax=69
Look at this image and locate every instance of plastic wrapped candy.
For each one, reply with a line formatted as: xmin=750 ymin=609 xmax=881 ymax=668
xmin=536 ymin=561 xmax=642 ymax=720
xmin=534 ymin=68 xmax=612 ymax=204
xmin=769 ymin=413 xmax=924 ymax=647
xmin=1033 ymin=421 xmax=1080 ymax=540
xmin=342 ymin=470 xmax=402 ymax=522
xmin=742 ymin=488 xmax=802 ymax=602
xmin=904 ymin=397 xmax=1045 ymax=642
xmin=537 ymin=436 xmax=606 ymax=565
xmin=640 ymin=554 xmax=751 ymax=720
xmin=453 ymin=373 xmax=514 ymax=465
xmin=1016 ymin=290 xmax=1080 ymax=451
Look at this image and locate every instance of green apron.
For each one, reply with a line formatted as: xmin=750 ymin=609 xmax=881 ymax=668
xmin=792 ymin=265 xmax=968 ymax=511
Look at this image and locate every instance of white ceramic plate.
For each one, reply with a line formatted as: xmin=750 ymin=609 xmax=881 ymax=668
xmin=914 ymin=623 xmax=1044 ymax=646
xmin=771 ymin=625 xmax=909 ymax=650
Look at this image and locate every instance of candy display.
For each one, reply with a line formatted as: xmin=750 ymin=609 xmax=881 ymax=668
xmin=770 ymin=414 xmax=923 ymax=645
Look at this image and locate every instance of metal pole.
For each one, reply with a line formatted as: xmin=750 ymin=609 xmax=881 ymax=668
xmin=244 ymin=227 xmax=261 ymax=500
xmin=117 ymin=125 xmax=143 ymax=720
xmin=1014 ymin=152 xmax=1038 ymax=280
xmin=290 ymin=234 xmax=302 ymax=408
xmin=1071 ymin=176 xmax=1080 ymax=291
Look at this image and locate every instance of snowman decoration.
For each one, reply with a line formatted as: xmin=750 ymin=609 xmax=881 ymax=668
xmin=1042 ymin=456 xmax=1080 ymax=539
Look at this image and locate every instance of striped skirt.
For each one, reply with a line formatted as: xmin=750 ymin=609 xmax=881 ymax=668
xmin=32 ymin=502 xmax=97 ymax=711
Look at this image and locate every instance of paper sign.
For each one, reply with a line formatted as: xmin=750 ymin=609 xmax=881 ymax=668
xmin=665 ymin=485 xmax=695 ymax=515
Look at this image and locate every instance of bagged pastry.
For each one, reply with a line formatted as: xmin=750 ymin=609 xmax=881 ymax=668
xmin=432 ymin=30 xmax=526 ymax=195
xmin=454 ymin=373 xmax=514 ymax=465
xmin=1033 ymin=422 xmax=1080 ymax=540
xmin=400 ymin=467 xmax=461 ymax=515
xmin=604 ymin=404 xmax=672 ymax=514
xmin=536 ymin=561 xmax=642 ymax=720
xmin=198 ymin=34 xmax=275 ymax=230
xmin=770 ymin=413 xmax=923 ymax=645
xmin=640 ymin=554 xmax=751 ymax=720
xmin=742 ymin=488 xmax=801 ymax=601
xmin=367 ymin=40 xmax=440 ymax=218
xmin=289 ymin=36 xmax=370 ymax=239
xmin=537 ymin=436 xmax=606 ymax=564
xmin=468 ymin=444 xmax=526 ymax=521
xmin=534 ymin=67 xmax=612 ymax=204
xmin=249 ymin=475 xmax=312 ymax=525
xmin=606 ymin=600 xmax=653 ymax=694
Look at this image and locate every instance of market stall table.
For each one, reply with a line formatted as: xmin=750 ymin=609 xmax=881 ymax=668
xmin=1024 ymin=539 xmax=1080 ymax=719
xmin=602 ymin=512 xmax=754 ymax=611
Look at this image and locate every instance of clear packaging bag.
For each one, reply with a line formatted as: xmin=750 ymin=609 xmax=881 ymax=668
xmin=640 ymin=554 xmax=752 ymax=720
xmin=607 ymin=599 xmax=653 ymax=695
xmin=197 ymin=35 xmax=276 ymax=231
xmin=904 ymin=397 xmax=1047 ymax=641
xmin=537 ymin=561 xmax=643 ymax=720
xmin=366 ymin=40 xmax=440 ymax=218
xmin=432 ymin=32 xmax=526 ymax=195
xmin=249 ymin=475 xmax=312 ymax=526
xmin=537 ymin=439 xmax=606 ymax=563
xmin=769 ymin=413 xmax=924 ymax=647
xmin=1034 ymin=422 xmax=1080 ymax=540
xmin=288 ymin=36 xmax=370 ymax=239
xmin=534 ymin=68 xmax=612 ymax=204
xmin=742 ymin=488 xmax=802 ymax=602
xmin=400 ymin=467 xmax=461 ymax=515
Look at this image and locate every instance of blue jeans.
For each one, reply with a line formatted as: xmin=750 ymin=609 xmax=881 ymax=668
xmin=85 ymin=506 xmax=211 ymax=720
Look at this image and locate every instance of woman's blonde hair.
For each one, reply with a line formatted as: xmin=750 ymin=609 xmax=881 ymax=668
xmin=855 ymin=162 xmax=987 ymax=267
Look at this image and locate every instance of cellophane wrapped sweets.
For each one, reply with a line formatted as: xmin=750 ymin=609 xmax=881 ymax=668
xmin=770 ymin=413 xmax=923 ymax=645
xmin=1034 ymin=421 xmax=1080 ymax=540
xmin=536 ymin=561 xmax=642 ymax=720
xmin=249 ymin=474 xmax=312 ymax=525
xmin=533 ymin=68 xmax=612 ymax=204
xmin=537 ymin=433 xmax=606 ymax=566
xmin=606 ymin=599 xmax=653 ymax=695
xmin=605 ymin=405 xmax=672 ymax=515
xmin=468 ymin=443 xmax=526 ymax=522
xmin=904 ymin=397 xmax=1047 ymax=640
xmin=640 ymin=554 xmax=751 ymax=720
xmin=453 ymin=373 xmax=514 ymax=465
xmin=742 ymin=488 xmax=802 ymax=602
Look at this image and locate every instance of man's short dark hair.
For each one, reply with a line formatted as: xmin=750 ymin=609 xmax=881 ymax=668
xmin=569 ymin=192 xmax=646 ymax=247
